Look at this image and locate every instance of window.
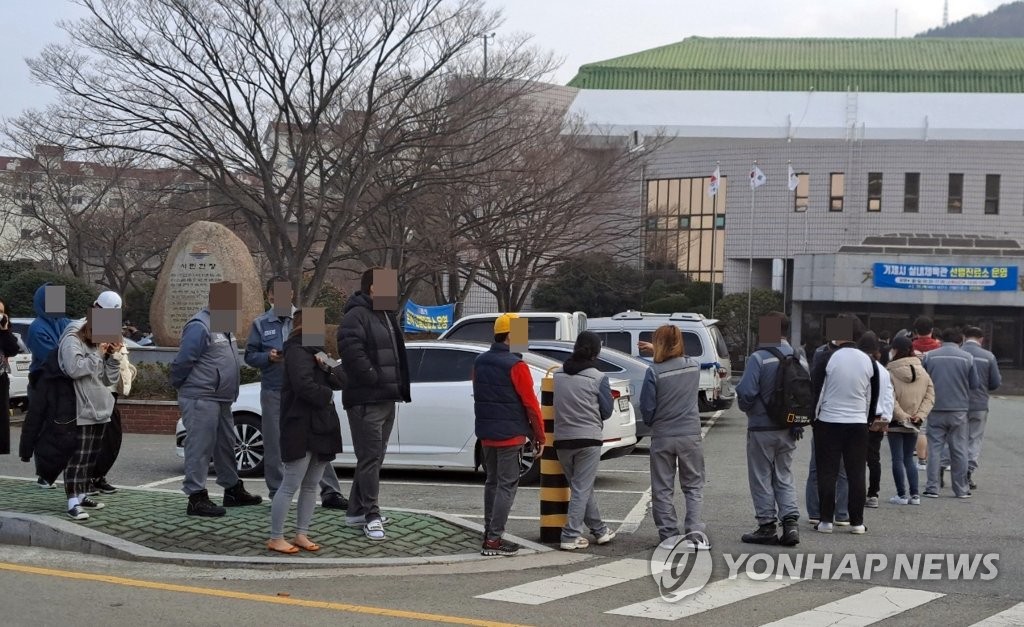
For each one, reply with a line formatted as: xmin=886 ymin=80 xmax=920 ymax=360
xmin=793 ymin=173 xmax=809 ymax=212
xmin=948 ymin=174 xmax=964 ymax=213
xmin=829 ymin=173 xmax=844 ymax=211
xmin=644 ymin=176 xmax=725 ymax=283
xmin=867 ymin=172 xmax=882 ymax=211
xmin=593 ymin=332 xmax=632 ymax=354
xmin=411 ymin=349 xmax=476 ymax=383
xmin=985 ymin=174 xmax=1000 ymax=215
xmin=903 ymin=173 xmax=920 ymax=213
xmin=638 ymin=330 xmax=704 ymax=358
xmin=443 ymin=320 xmax=493 ymax=343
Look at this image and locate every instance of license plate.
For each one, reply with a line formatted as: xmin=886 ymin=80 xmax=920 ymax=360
xmin=16 ymin=362 xmax=29 ymax=372
xmin=617 ymin=397 xmax=629 ymax=412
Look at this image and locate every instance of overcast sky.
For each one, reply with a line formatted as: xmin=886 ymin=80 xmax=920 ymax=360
xmin=0 ymin=0 xmax=1009 ymax=120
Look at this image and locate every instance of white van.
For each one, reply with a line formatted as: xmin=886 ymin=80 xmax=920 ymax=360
xmin=585 ymin=311 xmax=735 ymax=413
xmin=439 ymin=311 xmax=587 ymax=343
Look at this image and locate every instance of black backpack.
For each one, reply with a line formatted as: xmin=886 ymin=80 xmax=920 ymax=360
xmin=761 ymin=347 xmax=814 ymax=427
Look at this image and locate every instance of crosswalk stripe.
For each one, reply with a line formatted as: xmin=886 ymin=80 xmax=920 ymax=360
xmin=969 ymin=602 xmax=1024 ymax=626
xmin=606 ymin=574 xmax=801 ymax=621
xmin=759 ymin=586 xmax=945 ymax=626
xmin=474 ymin=558 xmax=651 ymax=605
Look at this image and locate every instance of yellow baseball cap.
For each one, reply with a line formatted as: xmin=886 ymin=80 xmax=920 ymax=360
xmin=494 ymin=313 xmax=519 ymax=334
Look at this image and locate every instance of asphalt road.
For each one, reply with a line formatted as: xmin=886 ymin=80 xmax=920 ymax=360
xmin=1 ymin=397 xmax=1022 ymax=626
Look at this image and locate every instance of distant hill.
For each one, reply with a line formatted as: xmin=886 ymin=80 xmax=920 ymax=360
xmin=918 ymin=1 xmax=1024 ymax=37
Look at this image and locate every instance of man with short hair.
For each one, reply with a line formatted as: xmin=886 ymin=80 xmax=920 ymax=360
xmin=172 ymin=295 xmax=263 ymax=516
xmin=474 ymin=313 xmax=545 ymax=557
xmin=338 ymin=267 xmax=411 ymax=541
xmin=921 ymin=328 xmax=980 ymax=499
xmin=246 ymin=278 xmax=347 ymax=509
xmin=911 ymin=316 xmax=941 ymax=355
xmin=736 ymin=312 xmax=805 ymax=547
xmin=945 ymin=326 xmax=997 ymax=490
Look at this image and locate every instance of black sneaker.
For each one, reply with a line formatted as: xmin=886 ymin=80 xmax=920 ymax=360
xmin=321 ymin=492 xmax=349 ymax=510
xmin=187 ymin=490 xmax=226 ymax=517
xmin=79 ymin=496 xmax=105 ymax=510
xmin=223 ymin=480 xmax=262 ymax=507
xmin=67 ymin=505 xmax=89 ymax=521
xmin=968 ymin=471 xmax=977 ymax=490
xmin=779 ymin=518 xmax=800 ymax=547
xmin=741 ymin=523 xmax=779 ymax=545
xmin=94 ymin=478 xmax=118 ymax=494
xmin=481 ymin=538 xmax=520 ymax=556
xmin=36 ymin=477 xmax=56 ymax=490
xmin=923 ymin=491 xmax=940 ymax=498
xmin=85 ymin=484 xmax=100 ymax=496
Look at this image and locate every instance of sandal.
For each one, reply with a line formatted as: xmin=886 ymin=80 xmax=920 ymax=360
xmin=292 ymin=537 xmax=321 ymax=552
xmin=267 ymin=540 xmax=299 ymax=555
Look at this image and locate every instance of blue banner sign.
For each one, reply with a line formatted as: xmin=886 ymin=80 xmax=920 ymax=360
xmin=873 ymin=263 xmax=1018 ymax=292
xmin=403 ymin=301 xmax=456 ymax=332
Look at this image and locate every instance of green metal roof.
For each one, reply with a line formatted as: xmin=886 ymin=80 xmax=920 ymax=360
xmin=567 ymin=37 xmax=1024 ymax=92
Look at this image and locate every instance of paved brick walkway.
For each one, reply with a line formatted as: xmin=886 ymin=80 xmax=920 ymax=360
xmin=0 ymin=478 xmax=482 ymax=559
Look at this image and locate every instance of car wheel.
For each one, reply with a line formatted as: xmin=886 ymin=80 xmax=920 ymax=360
xmin=233 ymin=413 xmax=264 ymax=478
xmin=698 ymin=393 xmax=715 ymax=413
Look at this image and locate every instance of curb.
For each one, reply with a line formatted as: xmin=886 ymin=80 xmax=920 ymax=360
xmin=0 ymin=506 xmax=551 ymax=570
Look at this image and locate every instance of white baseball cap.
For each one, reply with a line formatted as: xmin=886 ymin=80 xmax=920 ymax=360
xmin=94 ymin=291 xmax=122 ymax=309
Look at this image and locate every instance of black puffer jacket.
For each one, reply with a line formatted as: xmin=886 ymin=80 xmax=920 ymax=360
xmin=280 ymin=335 xmax=346 ymax=462
xmin=19 ymin=350 xmax=78 ymax=484
xmin=337 ymin=291 xmax=411 ymax=409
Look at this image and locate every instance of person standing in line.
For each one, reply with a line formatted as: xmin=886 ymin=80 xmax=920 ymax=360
xmin=877 ymin=331 xmax=892 ymax=367
xmin=473 ymin=313 xmax=545 ymax=557
xmin=955 ymin=326 xmax=1001 ymax=490
xmin=171 ymin=297 xmax=263 ymax=516
xmin=814 ymin=323 xmax=882 ymax=535
xmin=337 ymin=268 xmax=411 ymax=541
xmin=921 ymin=328 xmax=980 ymax=499
xmin=268 ymin=310 xmax=346 ymax=555
xmin=641 ymin=324 xmax=709 ymax=551
xmin=0 ymin=299 xmax=22 ymax=455
xmin=859 ymin=332 xmax=892 ymax=510
xmin=736 ymin=312 xmax=806 ymax=547
xmin=246 ymin=278 xmax=347 ymax=509
xmin=57 ymin=308 xmax=120 ymax=520
xmin=26 ymin=283 xmax=72 ymax=488
xmin=886 ymin=335 xmax=934 ymax=506
xmin=910 ymin=316 xmax=941 ymax=468
xmin=552 ymin=331 xmax=615 ymax=551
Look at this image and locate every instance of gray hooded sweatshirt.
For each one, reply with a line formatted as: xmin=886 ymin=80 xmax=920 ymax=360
xmin=57 ymin=320 xmax=120 ymax=426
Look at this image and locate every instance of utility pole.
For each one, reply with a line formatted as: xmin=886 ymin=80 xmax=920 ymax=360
xmin=943 ymin=0 xmax=949 ymax=27
xmin=482 ymin=32 xmax=495 ymax=78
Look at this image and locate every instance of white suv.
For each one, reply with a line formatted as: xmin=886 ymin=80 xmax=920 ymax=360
xmin=585 ymin=311 xmax=734 ymax=413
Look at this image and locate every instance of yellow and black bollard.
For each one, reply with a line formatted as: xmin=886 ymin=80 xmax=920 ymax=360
xmin=539 ymin=366 xmax=570 ymax=543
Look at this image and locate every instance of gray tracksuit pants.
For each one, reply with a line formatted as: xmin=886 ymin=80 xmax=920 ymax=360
xmin=927 ymin=410 xmax=969 ymax=496
xmin=556 ymin=446 xmax=609 ymax=542
xmin=181 ymin=397 xmax=239 ymax=495
xmin=649 ymin=435 xmax=707 ymax=541
xmin=747 ymin=429 xmax=800 ymax=525
xmin=483 ymin=445 xmax=522 ymax=542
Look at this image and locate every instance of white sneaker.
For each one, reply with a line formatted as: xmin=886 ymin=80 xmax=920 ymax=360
xmin=657 ymin=536 xmax=682 ymax=550
xmin=909 ymin=496 xmax=921 ymax=505
xmin=889 ymin=495 xmax=909 ymax=505
xmin=560 ymin=537 xmax=589 ymax=551
xmin=816 ymin=522 xmax=834 ymax=534
xmin=850 ymin=525 xmax=866 ymax=534
xmin=593 ymin=530 xmax=616 ymax=545
xmin=834 ymin=520 xmax=851 ymax=526
xmin=687 ymin=538 xmax=712 ymax=551
xmin=363 ymin=518 xmax=386 ymax=541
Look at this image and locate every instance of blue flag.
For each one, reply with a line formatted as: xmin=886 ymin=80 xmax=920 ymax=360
xmin=403 ymin=300 xmax=456 ymax=333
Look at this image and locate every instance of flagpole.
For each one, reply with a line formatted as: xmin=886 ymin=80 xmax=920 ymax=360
xmin=710 ymin=161 xmax=720 ymax=317
xmin=783 ymin=161 xmax=790 ymax=313
xmin=746 ymin=161 xmax=756 ymax=361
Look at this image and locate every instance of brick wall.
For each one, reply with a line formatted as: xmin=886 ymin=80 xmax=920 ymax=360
xmin=117 ymin=400 xmax=180 ymax=435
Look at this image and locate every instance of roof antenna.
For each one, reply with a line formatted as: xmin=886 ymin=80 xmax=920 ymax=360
xmin=943 ymin=0 xmax=949 ymax=27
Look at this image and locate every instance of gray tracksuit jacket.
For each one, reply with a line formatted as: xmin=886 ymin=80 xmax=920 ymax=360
xmin=921 ymin=342 xmax=981 ymax=412
xmin=961 ymin=340 xmax=1001 ymax=411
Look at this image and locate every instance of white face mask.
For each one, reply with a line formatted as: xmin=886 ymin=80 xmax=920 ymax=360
xmin=889 ymin=350 xmax=896 ymax=362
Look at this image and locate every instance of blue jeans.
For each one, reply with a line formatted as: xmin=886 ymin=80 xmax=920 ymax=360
xmin=888 ymin=432 xmax=919 ymax=498
xmin=805 ymin=436 xmax=849 ymax=521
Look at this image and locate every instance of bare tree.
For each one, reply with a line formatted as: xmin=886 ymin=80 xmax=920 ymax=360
xmin=17 ymin=0 xmax=556 ymax=305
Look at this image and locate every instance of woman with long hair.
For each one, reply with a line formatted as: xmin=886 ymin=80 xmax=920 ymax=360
xmin=0 ymin=299 xmax=22 ymax=455
xmin=268 ymin=309 xmax=346 ymax=554
xmin=886 ymin=335 xmax=935 ymax=506
xmin=639 ymin=324 xmax=710 ymax=550
xmin=552 ymin=331 xmax=615 ymax=550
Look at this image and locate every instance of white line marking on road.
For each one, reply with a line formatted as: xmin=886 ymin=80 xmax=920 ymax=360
xmin=615 ymin=487 xmax=652 ymax=535
xmin=758 ymin=586 xmax=944 ymax=626
xmin=701 ymin=409 xmax=724 ymax=439
xmin=379 ymin=481 xmax=644 ymax=495
xmin=475 ymin=558 xmax=652 ymax=605
xmin=969 ymin=602 xmax=1024 ymax=626
xmin=599 ymin=469 xmax=649 ymax=474
xmin=452 ymin=514 xmax=625 ymax=524
xmin=606 ymin=574 xmax=801 ymax=621
xmin=135 ymin=476 xmax=185 ymax=489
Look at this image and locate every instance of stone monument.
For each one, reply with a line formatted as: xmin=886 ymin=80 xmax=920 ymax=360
xmin=150 ymin=220 xmax=264 ymax=346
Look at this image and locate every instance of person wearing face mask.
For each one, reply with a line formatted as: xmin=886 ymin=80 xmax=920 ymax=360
xmin=57 ymin=307 xmax=121 ymax=520
xmin=0 ymin=299 xmax=22 ymax=455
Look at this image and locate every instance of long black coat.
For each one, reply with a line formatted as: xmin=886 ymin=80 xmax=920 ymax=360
xmin=280 ymin=335 xmax=345 ymax=463
xmin=19 ymin=350 xmax=77 ymax=483
xmin=0 ymin=327 xmax=20 ymax=454
xmin=337 ymin=291 xmax=411 ymax=409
